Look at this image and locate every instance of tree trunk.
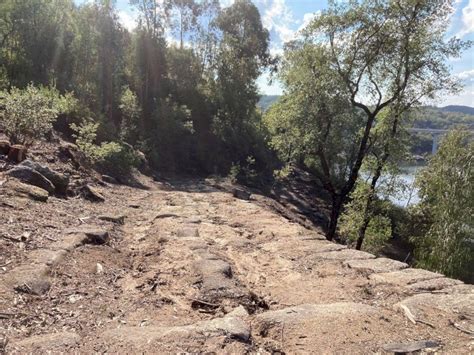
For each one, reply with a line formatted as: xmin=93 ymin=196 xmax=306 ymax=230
xmin=356 ymin=214 xmax=371 ymax=250
xmin=355 ymin=157 xmax=385 ymax=250
xmin=326 ymin=195 xmax=343 ymax=241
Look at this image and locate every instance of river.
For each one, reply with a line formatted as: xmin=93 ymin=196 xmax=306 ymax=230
xmin=388 ymin=166 xmax=423 ymax=207
xmin=363 ymin=165 xmax=424 ymax=207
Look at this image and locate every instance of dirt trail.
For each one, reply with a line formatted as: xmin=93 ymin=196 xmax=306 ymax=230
xmin=1 ymin=176 xmax=473 ymax=354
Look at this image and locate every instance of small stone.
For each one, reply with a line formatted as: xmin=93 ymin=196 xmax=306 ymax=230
xmin=65 ymin=226 xmax=110 ymax=245
xmin=83 ymin=229 xmax=109 ymax=244
xmin=186 ymin=216 xmax=202 ymax=224
xmin=0 ymin=139 xmax=10 ymax=155
xmin=233 ymin=188 xmax=251 ymax=200
xmin=227 ymin=305 xmax=249 ymax=318
xmin=99 ymin=214 xmax=125 ymax=224
xmin=7 ymin=144 xmax=27 ymax=162
xmin=102 ymin=174 xmax=118 ymax=184
xmin=96 ymin=263 xmax=104 ymax=274
xmin=82 ymin=185 xmax=105 ymax=202
xmin=6 ymin=166 xmax=55 ymax=193
xmin=177 ymin=227 xmax=199 ymax=238
xmin=14 ymin=279 xmax=51 ymax=296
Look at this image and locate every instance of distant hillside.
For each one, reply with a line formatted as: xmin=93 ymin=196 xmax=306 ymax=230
xmin=440 ymin=105 xmax=474 ymax=115
xmin=258 ymin=95 xmax=474 ymax=129
xmin=258 ymin=95 xmax=280 ymax=111
xmin=412 ymin=106 xmax=474 ymax=129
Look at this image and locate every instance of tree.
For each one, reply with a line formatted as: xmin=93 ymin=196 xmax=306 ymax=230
xmin=272 ymin=0 xmax=469 ymax=241
xmin=213 ymin=0 xmax=270 ymax=167
xmin=413 ymin=130 xmax=473 ymax=282
xmin=119 ymin=86 xmax=141 ymax=145
xmin=167 ymin=0 xmax=200 ymax=49
xmin=0 ymin=0 xmax=76 ymax=89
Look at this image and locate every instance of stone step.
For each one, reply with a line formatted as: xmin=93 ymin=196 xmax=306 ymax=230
xmin=344 ymin=257 xmax=408 ymax=273
xmin=101 ymin=313 xmax=250 ymax=352
xmin=395 ymin=291 xmax=474 ymax=332
xmin=369 ymin=268 xmax=443 ymax=286
xmin=8 ymin=331 xmax=81 ymax=353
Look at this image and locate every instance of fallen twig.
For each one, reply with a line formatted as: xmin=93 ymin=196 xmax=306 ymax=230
xmin=400 ymin=304 xmax=435 ymax=328
xmin=449 ymin=320 xmax=474 ymax=335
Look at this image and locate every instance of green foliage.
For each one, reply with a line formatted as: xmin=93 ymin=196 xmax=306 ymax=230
xmin=269 ymin=0 xmax=469 ymax=240
xmin=119 ymin=87 xmax=141 ymax=145
xmin=0 ymin=84 xmax=74 ymax=145
xmin=228 ymin=156 xmax=259 ymax=186
xmin=412 ymin=130 xmax=474 ymax=282
xmin=70 ymin=119 xmax=100 ymax=159
xmin=339 ymin=183 xmax=392 ymax=253
xmin=71 ymin=119 xmax=138 ymax=176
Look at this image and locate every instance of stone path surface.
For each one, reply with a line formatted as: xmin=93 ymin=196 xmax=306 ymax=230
xmin=1 ymin=177 xmax=473 ymax=353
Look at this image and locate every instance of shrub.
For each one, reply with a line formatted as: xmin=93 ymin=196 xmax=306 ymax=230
xmin=339 ymin=182 xmax=392 ymax=253
xmin=228 ymin=156 xmax=260 ymax=186
xmin=71 ymin=119 xmax=138 ymax=177
xmin=0 ymin=84 xmax=75 ymax=145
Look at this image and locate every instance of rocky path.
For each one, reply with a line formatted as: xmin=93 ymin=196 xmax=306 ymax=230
xmin=1 ymin=177 xmax=473 ymax=353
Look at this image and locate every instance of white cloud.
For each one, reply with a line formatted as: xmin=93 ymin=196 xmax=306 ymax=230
xmin=118 ymin=10 xmax=137 ymax=31
xmin=439 ymin=86 xmax=474 ymax=106
xmin=220 ymin=0 xmax=235 ymax=8
xmin=262 ymin=0 xmax=296 ymax=43
xmin=297 ymin=11 xmax=320 ymax=33
xmin=458 ymin=0 xmax=474 ymax=37
xmin=456 ymin=68 xmax=474 ymax=81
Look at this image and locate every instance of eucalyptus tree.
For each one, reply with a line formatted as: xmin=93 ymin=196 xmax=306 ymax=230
xmin=213 ymin=0 xmax=270 ymax=165
xmin=167 ymin=0 xmax=201 ymax=49
xmin=272 ymin=0 xmax=469 ymax=241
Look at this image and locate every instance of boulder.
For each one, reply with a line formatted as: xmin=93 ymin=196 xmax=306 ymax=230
xmin=233 ymin=188 xmax=251 ymax=200
xmin=0 ymin=139 xmax=10 ymax=155
xmin=82 ymin=184 xmax=105 ymax=202
xmin=7 ymin=145 xmax=27 ymax=162
xmin=5 ymin=264 xmax=51 ymax=295
xmin=102 ymin=313 xmax=251 ymax=348
xmin=6 ymin=166 xmax=55 ymax=193
xmin=4 ymin=179 xmax=49 ymax=202
xmin=20 ymin=159 xmax=69 ymax=193
xmin=344 ymin=257 xmax=408 ymax=273
xmin=369 ymin=268 xmax=443 ymax=286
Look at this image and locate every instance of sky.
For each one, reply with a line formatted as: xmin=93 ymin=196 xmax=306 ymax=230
xmin=83 ymin=0 xmax=474 ymax=107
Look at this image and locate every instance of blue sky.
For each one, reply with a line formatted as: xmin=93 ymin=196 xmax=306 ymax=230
xmin=82 ymin=0 xmax=474 ymax=106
